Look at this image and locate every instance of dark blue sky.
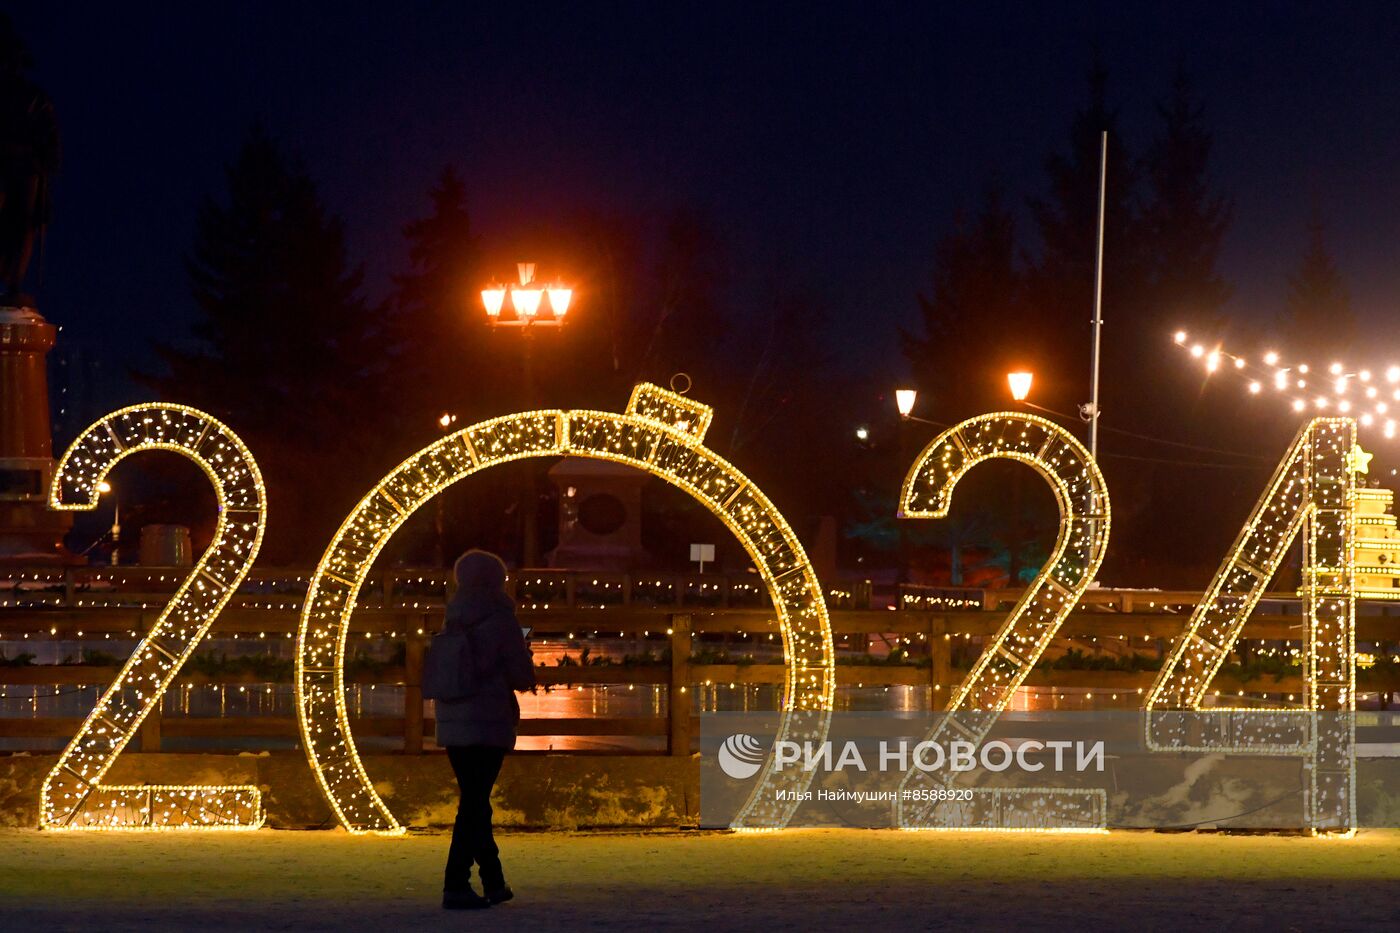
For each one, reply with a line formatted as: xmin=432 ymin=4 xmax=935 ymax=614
xmin=16 ymin=1 xmax=1400 ymax=397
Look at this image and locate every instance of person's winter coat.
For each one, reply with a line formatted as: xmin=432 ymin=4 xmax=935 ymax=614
xmin=433 ymin=551 xmax=536 ymax=749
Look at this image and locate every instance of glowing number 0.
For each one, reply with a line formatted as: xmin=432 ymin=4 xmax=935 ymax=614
xmin=42 ymin=404 xmax=266 ymax=830
xmin=1147 ymin=418 xmax=1357 ymax=834
xmin=295 ymin=383 xmax=835 ymax=833
xmin=894 ymin=412 xmax=1110 ymax=830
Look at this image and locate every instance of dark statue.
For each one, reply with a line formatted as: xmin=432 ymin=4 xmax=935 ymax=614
xmin=0 ymin=15 xmax=58 ymax=306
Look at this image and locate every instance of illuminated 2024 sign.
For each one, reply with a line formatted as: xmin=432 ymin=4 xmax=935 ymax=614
xmin=38 ymin=386 xmax=1359 ymax=835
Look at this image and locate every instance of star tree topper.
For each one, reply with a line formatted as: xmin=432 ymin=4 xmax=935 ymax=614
xmin=1346 ymin=444 xmax=1373 ymax=475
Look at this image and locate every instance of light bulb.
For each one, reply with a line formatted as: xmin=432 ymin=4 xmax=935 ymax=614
xmin=547 ymin=287 xmax=572 ymax=317
xmin=1007 ymin=372 xmax=1034 ymax=401
xmin=481 ymin=288 xmax=505 ymax=317
xmin=511 ymin=288 xmax=542 ymax=318
xmin=895 ymin=389 xmax=917 ymax=417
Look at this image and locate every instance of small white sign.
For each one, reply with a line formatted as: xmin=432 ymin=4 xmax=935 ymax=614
xmin=690 ymin=543 xmax=716 ymax=572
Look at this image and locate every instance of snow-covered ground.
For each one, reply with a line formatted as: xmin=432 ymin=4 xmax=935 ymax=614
xmin=3 ymin=827 xmax=1397 ymax=931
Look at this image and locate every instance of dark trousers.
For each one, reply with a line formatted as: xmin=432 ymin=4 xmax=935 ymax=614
xmin=445 ymin=745 xmax=507 ymax=893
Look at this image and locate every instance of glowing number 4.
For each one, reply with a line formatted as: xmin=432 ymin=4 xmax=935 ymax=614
xmin=41 ymin=405 xmax=266 ymax=831
xmin=894 ymin=413 xmax=1110 ymax=830
xmin=1147 ymin=417 xmax=1358 ymax=834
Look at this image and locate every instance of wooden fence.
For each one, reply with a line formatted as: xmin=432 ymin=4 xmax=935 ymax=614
xmin=2 ymin=568 xmax=1398 ymax=755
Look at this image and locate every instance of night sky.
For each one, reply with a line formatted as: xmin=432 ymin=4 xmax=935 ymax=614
xmin=16 ymin=2 xmax=1400 ymax=398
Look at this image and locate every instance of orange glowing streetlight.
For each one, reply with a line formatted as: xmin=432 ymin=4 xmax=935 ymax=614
xmin=1007 ymin=371 xmax=1034 ymax=402
xmin=895 ymin=388 xmax=917 ymax=419
xmin=481 ymin=262 xmax=572 ymax=327
xmin=478 ymin=262 xmax=571 ymax=568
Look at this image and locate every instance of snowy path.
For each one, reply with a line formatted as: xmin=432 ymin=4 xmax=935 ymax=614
xmin=4 ymin=828 xmax=1397 ymax=931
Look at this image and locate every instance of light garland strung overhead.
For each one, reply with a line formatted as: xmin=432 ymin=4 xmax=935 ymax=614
xmin=1173 ymin=329 xmax=1400 ymax=438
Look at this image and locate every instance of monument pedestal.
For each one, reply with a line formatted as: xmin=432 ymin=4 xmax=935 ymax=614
xmin=0 ymin=305 xmax=70 ymax=561
xmin=547 ymin=457 xmax=647 ymax=570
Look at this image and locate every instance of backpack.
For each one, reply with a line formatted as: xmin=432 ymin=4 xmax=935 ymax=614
xmin=422 ymin=630 xmax=476 ymax=701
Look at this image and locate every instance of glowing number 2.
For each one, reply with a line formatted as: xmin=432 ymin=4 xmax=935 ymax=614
xmin=894 ymin=412 xmax=1111 ymax=830
xmin=1147 ymin=417 xmax=1357 ymax=834
xmin=42 ymin=404 xmax=267 ymax=830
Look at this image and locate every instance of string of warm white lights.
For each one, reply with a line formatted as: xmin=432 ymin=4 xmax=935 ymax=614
xmin=294 ymin=383 xmax=834 ymax=834
xmin=41 ymin=404 xmax=266 ymax=831
xmin=1174 ymin=329 xmax=1400 ymax=438
xmin=1146 ymin=417 xmax=1357 ymax=834
xmin=894 ymin=412 xmax=1111 ymax=831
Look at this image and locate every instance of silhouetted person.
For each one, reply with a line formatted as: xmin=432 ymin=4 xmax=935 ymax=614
xmin=433 ymin=550 xmax=535 ymax=910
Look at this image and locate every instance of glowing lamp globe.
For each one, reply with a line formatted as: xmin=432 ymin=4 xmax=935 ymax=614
xmin=481 ymin=288 xmax=506 ymax=317
xmin=547 ymin=287 xmax=573 ymax=317
xmin=1007 ymin=371 xmax=1033 ymax=402
xmin=512 ymin=288 xmax=543 ymax=318
xmin=895 ymin=389 xmax=917 ymax=418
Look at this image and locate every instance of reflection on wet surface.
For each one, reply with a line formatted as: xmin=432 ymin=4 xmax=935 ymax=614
xmin=0 ymin=678 xmax=1142 ymax=754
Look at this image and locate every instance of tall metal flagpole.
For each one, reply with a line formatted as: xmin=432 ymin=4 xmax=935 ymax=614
xmin=1088 ymin=130 xmax=1107 ymax=460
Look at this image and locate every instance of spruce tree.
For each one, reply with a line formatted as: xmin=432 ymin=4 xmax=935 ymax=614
xmin=146 ymin=126 xmax=381 ymax=561
xmin=389 ymin=165 xmax=503 ymax=424
xmin=1025 ymin=60 xmax=1145 ymax=413
xmin=901 ymin=186 xmax=1024 ymax=420
xmin=1283 ymin=214 xmax=1355 ymax=361
xmin=1140 ymin=67 xmax=1232 ymax=336
xmin=1121 ymin=70 xmax=1243 ymax=586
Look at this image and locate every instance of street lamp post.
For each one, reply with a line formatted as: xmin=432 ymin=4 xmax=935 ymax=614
xmin=1005 ymin=371 xmax=1036 ymax=589
xmin=434 ymin=413 xmax=457 ymax=566
xmin=91 ymin=480 xmax=119 ymax=565
xmin=480 ymin=263 xmax=572 ymax=568
xmin=895 ymin=388 xmax=917 ymax=590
